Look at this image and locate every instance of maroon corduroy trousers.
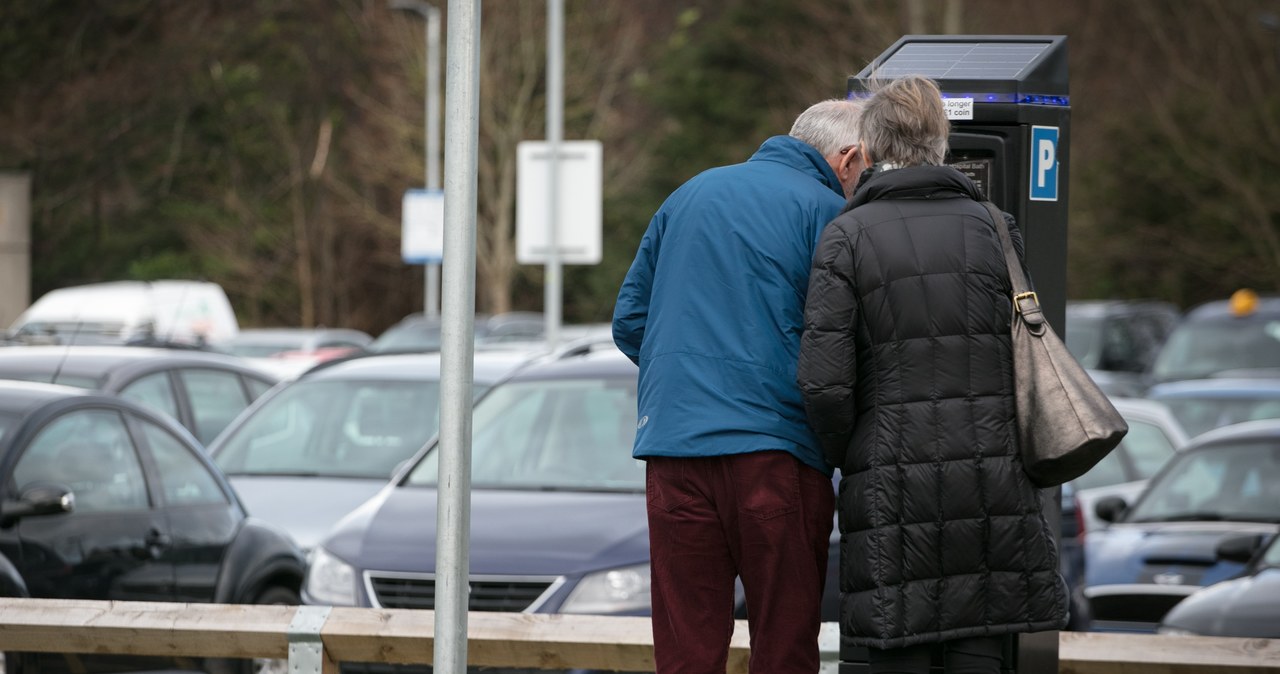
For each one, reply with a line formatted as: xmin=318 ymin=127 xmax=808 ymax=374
xmin=646 ymin=450 xmax=835 ymax=674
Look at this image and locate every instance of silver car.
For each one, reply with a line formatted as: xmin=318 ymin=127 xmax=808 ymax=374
xmin=207 ymin=349 xmax=535 ymax=551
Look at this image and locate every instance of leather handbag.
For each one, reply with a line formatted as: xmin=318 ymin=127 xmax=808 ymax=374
xmin=982 ymin=201 xmax=1128 ymax=488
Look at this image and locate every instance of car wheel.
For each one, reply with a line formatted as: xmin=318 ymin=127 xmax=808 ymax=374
xmin=205 ymin=586 xmax=301 ymax=674
xmin=254 ymin=585 xmax=301 ymax=606
xmin=250 ymin=586 xmax=301 ymax=674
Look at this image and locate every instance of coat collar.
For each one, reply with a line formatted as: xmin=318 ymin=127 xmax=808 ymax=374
xmin=748 ymin=135 xmax=845 ymax=200
xmin=844 ymin=164 xmax=984 ymax=212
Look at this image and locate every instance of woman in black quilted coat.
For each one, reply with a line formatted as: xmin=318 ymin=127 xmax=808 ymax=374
xmin=797 ymin=75 xmax=1068 ymax=673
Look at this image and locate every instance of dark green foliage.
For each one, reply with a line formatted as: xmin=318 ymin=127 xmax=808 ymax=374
xmin=2 ymin=0 xmax=1278 ymax=333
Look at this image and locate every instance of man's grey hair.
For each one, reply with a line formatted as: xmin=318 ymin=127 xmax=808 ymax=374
xmin=789 ymin=99 xmax=864 ymax=157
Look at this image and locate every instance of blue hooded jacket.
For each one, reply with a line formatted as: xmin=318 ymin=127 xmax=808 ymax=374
xmin=612 ymin=135 xmax=846 ymax=475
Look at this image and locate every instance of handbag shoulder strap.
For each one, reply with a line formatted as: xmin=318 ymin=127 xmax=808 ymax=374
xmin=980 ymin=201 xmax=1046 ymax=329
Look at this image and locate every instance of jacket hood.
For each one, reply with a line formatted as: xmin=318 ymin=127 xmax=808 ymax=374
xmin=749 ymin=135 xmax=845 ymax=199
xmin=845 ymin=164 xmax=983 ymax=211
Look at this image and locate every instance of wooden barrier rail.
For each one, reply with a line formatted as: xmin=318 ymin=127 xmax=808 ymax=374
xmin=0 ymin=599 xmax=1276 ymax=673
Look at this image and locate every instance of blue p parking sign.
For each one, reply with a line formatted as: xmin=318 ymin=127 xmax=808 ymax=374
xmin=1029 ymin=126 xmax=1059 ymax=202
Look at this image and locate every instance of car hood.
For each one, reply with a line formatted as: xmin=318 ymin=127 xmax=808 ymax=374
xmin=324 ymin=486 xmax=649 ymax=577
xmin=1085 ymin=522 xmax=1278 ymax=588
xmin=1161 ymin=567 xmax=1280 ymax=638
xmin=229 ymin=476 xmax=389 ymax=552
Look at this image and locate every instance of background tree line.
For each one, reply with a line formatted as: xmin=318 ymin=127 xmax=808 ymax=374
xmin=1 ymin=0 xmax=1277 ymax=334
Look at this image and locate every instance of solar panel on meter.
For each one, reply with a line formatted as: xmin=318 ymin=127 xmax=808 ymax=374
xmin=873 ymin=42 xmax=1053 ymax=80
xmin=850 ymin=35 xmax=1069 ymax=105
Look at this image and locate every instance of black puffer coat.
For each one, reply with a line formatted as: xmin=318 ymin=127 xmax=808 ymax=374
xmin=797 ymin=165 xmax=1068 ymax=649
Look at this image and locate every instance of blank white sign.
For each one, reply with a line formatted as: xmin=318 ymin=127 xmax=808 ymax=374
xmin=516 ymin=140 xmax=602 ymax=265
xmin=401 ymin=189 xmax=445 ymax=264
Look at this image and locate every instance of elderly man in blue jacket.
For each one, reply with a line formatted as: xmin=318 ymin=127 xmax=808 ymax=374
xmin=613 ymin=99 xmax=866 ymax=674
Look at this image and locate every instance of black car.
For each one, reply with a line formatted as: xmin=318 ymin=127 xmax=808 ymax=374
xmin=1158 ymin=531 xmax=1280 ymax=637
xmin=0 ymin=380 xmax=305 ymax=673
xmin=0 ymin=346 xmax=278 ymax=445
xmin=1064 ymin=300 xmax=1180 ymax=397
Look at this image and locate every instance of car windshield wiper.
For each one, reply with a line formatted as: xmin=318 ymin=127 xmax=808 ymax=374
xmin=1131 ymin=512 xmax=1225 ymax=523
xmin=227 ymin=470 xmax=324 ymax=478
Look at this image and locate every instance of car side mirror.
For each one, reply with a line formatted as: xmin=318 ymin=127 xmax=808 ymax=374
xmin=1216 ymin=534 xmax=1266 ymax=564
xmin=1094 ymin=495 xmax=1128 ymax=524
xmin=0 ymin=484 xmax=75 ymax=528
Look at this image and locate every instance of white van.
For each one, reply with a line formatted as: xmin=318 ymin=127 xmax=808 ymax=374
xmin=7 ymin=280 xmax=239 ymax=346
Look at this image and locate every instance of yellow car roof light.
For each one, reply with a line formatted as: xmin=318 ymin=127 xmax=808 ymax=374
xmin=1230 ymin=288 xmax=1259 ymax=317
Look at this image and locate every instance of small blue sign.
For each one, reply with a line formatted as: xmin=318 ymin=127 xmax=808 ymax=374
xmin=1029 ymin=126 xmax=1059 ymax=202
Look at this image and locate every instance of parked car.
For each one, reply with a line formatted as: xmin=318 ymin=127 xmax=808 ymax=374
xmin=1065 ymin=300 xmax=1180 ymax=397
xmin=300 ymin=347 xmax=841 ymax=630
xmin=1064 ymin=398 xmax=1190 ymax=543
xmin=1147 ymin=377 xmax=1280 ymax=439
xmin=217 ymin=327 xmax=373 ymax=359
xmin=1079 ymin=420 xmax=1280 ymax=632
xmin=6 ymin=280 xmax=239 ymax=347
xmin=207 ymin=349 xmax=534 ymax=552
xmin=213 ymin=327 xmax=374 ymax=379
xmin=1149 ymin=290 xmax=1280 ymax=386
xmin=0 ymin=346 xmax=278 ymax=445
xmin=0 ymin=380 xmax=305 ymax=673
xmin=367 ymin=312 xmax=546 ymax=354
xmin=1158 ymin=531 xmax=1280 ymax=638
xmin=1060 ymin=398 xmax=1189 ymax=628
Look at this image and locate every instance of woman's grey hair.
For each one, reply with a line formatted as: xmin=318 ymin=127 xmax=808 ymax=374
xmin=858 ymin=75 xmax=949 ymax=166
xmin=788 ymin=99 xmax=864 ymax=157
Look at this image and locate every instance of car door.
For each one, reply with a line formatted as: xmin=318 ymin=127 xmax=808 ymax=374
xmin=117 ymin=370 xmax=183 ymax=427
xmin=174 ymin=368 xmax=256 ymax=445
xmin=131 ymin=412 xmax=240 ymax=603
xmin=7 ymin=407 xmax=173 ymax=601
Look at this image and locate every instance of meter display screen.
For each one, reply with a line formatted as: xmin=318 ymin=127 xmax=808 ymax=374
xmin=948 ymin=157 xmax=992 ymax=200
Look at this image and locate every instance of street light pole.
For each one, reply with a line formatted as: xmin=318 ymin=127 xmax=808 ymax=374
xmin=544 ymin=0 xmax=563 ymax=347
xmin=391 ymin=0 xmax=442 ymax=317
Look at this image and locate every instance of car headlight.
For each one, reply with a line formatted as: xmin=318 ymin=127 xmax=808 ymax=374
xmin=1156 ymin=626 xmax=1199 ymax=636
xmin=304 ymin=547 xmax=358 ymax=606
xmin=560 ymin=563 xmax=651 ymax=614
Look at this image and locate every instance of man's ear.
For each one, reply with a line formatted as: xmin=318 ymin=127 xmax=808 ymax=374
xmin=845 ymin=143 xmax=871 ymax=175
xmin=839 ymin=143 xmax=864 ymax=177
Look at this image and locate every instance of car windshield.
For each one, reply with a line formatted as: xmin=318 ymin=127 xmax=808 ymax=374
xmin=407 ymin=375 xmax=643 ymax=491
xmin=214 ymin=379 xmax=485 ymax=479
xmin=1152 ymin=319 xmax=1280 ymax=381
xmin=1072 ymin=418 xmax=1179 ymax=492
xmin=1064 ymin=315 xmax=1103 ymax=369
xmin=1157 ymin=396 xmax=1280 ymax=438
xmin=1125 ymin=441 xmax=1280 ymax=524
xmin=369 ymin=323 xmax=440 ymax=353
xmin=1264 ymin=536 xmax=1280 ymax=568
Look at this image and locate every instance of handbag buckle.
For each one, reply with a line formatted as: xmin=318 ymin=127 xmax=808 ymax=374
xmin=1014 ymin=291 xmax=1040 ymax=313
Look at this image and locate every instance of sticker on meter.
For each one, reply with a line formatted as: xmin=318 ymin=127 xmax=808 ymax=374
xmin=1030 ymin=126 xmax=1060 ymax=202
xmin=943 ymin=98 xmax=973 ymax=120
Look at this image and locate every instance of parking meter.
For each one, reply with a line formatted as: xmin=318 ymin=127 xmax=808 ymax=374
xmin=840 ymin=35 xmax=1070 ymax=673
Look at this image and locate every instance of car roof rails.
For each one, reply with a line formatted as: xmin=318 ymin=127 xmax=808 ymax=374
xmin=547 ymin=333 xmax=617 ymax=361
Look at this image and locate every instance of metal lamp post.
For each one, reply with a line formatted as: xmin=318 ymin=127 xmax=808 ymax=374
xmin=391 ymin=0 xmax=442 ymax=317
